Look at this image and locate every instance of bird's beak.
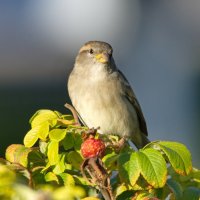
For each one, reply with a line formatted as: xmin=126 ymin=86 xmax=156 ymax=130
xmin=95 ymin=53 xmax=110 ymax=64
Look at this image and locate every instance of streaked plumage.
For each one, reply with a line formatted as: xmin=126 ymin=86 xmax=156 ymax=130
xmin=68 ymin=41 xmax=149 ymax=148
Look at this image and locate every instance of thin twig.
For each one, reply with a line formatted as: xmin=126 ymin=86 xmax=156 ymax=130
xmin=81 ymin=157 xmax=115 ymax=200
xmin=64 ymin=103 xmax=81 ymax=126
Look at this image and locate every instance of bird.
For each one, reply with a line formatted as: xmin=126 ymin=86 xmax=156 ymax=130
xmin=68 ymin=41 xmax=149 ymax=149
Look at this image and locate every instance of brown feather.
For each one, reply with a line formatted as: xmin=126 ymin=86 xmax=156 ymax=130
xmin=118 ymin=70 xmax=148 ymax=136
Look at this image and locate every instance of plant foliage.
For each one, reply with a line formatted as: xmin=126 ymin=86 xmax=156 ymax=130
xmin=0 ymin=109 xmax=199 ymax=200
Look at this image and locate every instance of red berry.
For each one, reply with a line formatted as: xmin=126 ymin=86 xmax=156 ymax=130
xmin=81 ymin=138 xmax=105 ymax=158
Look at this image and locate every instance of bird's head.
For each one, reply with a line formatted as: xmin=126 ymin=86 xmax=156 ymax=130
xmin=74 ymin=41 xmax=116 ymax=76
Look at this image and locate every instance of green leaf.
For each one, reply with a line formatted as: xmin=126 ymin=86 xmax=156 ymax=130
xmin=53 ymin=185 xmax=85 ymax=200
xmin=37 ymin=121 xmax=49 ymax=141
xmin=102 ymin=151 xmax=118 ymax=170
xmin=118 ymin=152 xmax=131 ymax=184
xmin=158 ymin=141 xmax=192 ymax=175
xmin=24 ymin=122 xmax=49 ymax=148
xmin=0 ymin=164 xmax=16 ymax=187
xmin=115 ymin=184 xmax=134 ymax=200
xmin=45 ymin=172 xmax=59 ymax=184
xmin=138 ymin=148 xmax=167 ymax=188
xmin=73 ymin=133 xmax=83 ymax=150
xmin=23 ymin=126 xmax=40 ymax=147
xmin=39 ymin=140 xmax=48 ymax=155
xmin=61 ymin=132 xmax=74 ymax=150
xmin=118 ymin=152 xmax=141 ymax=186
xmin=28 ymin=150 xmax=45 ymax=169
xmin=47 ymin=141 xmax=59 ymax=165
xmin=30 ymin=109 xmax=58 ymax=128
xmin=167 ymin=179 xmax=183 ymax=200
xmin=59 ymin=173 xmax=75 ymax=186
xmin=49 ymin=129 xmax=67 ymax=142
xmin=182 ymin=187 xmax=200 ymax=200
xmin=67 ymin=151 xmax=83 ymax=170
xmin=128 ymin=152 xmax=141 ymax=186
xmin=53 ymin=154 xmax=66 ymax=174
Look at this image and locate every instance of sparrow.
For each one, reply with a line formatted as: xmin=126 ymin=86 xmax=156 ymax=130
xmin=68 ymin=41 xmax=149 ymax=149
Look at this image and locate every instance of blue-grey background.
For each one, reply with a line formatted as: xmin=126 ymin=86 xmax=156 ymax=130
xmin=0 ymin=1 xmax=199 ymax=167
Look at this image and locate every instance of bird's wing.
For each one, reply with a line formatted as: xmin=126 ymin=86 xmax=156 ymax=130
xmin=117 ymin=70 xmax=148 ymax=136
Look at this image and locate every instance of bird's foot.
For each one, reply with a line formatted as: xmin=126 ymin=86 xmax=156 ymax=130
xmin=106 ymin=137 xmax=126 ymax=152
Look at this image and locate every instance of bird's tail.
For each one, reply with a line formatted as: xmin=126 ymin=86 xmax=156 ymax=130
xmin=132 ymin=132 xmax=150 ymax=149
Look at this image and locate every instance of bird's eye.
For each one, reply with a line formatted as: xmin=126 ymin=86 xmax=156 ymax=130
xmin=89 ymin=49 xmax=94 ymax=54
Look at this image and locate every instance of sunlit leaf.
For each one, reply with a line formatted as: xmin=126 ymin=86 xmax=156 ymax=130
xmin=118 ymin=152 xmax=144 ymax=187
xmin=53 ymin=186 xmax=85 ymax=200
xmin=115 ymin=184 xmax=133 ymax=200
xmin=45 ymin=172 xmax=59 ymax=184
xmin=24 ymin=126 xmax=40 ymax=147
xmin=49 ymin=129 xmax=67 ymax=142
xmin=47 ymin=141 xmax=59 ymax=165
xmin=53 ymin=154 xmax=66 ymax=174
xmin=37 ymin=121 xmax=49 ymax=141
xmin=138 ymin=148 xmax=167 ymax=188
xmin=39 ymin=140 xmax=48 ymax=155
xmin=158 ymin=141 xmax=192 ymax=175
xmin=30 ymin=109 xmax=58 ymax=128
xmin=24 ymin=122 xmax=49 ymax=147
xmin=59 ymin=173 xmax=75 ymax=186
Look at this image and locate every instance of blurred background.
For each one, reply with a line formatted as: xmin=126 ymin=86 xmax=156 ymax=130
xmin=0 ymin=0 xmax=199 ymax=167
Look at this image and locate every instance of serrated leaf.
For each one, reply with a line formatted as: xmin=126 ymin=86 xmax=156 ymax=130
xmin=30 ymin=109 xmax=58 ymax=128
xmin=49 ymin=129 xmax=67 ymax=142
xmin=118 ymin=153 xmax=131 ymax=184
xmin=158 ymin=141 xmax=192 ymax=175
xmin=47 ymin=141 xmax=59 ymax=165
xmin=24 ymin=126 xmax=40 ymax=147
xmin=6 ymin=144 xmax=32 ymax=167
xmin=167 ymin=179 xmax=183 ymax=200
xmin=129 ymin=152 xmax=141 ymax=186
xmin=138 ymin=148 xmax=167 ymax=188
xmin=118 ymin=152 xmax=140 ymax=186
xmin=67 ymin=151 xmax=83 ymax=170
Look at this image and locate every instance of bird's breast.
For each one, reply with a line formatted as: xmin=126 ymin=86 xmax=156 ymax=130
xmin=69 ymin=77 xmax=139 ymax=137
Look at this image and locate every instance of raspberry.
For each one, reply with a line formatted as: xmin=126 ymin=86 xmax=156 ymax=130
xmin=81 ymin=138 xmax=105 ymax=158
